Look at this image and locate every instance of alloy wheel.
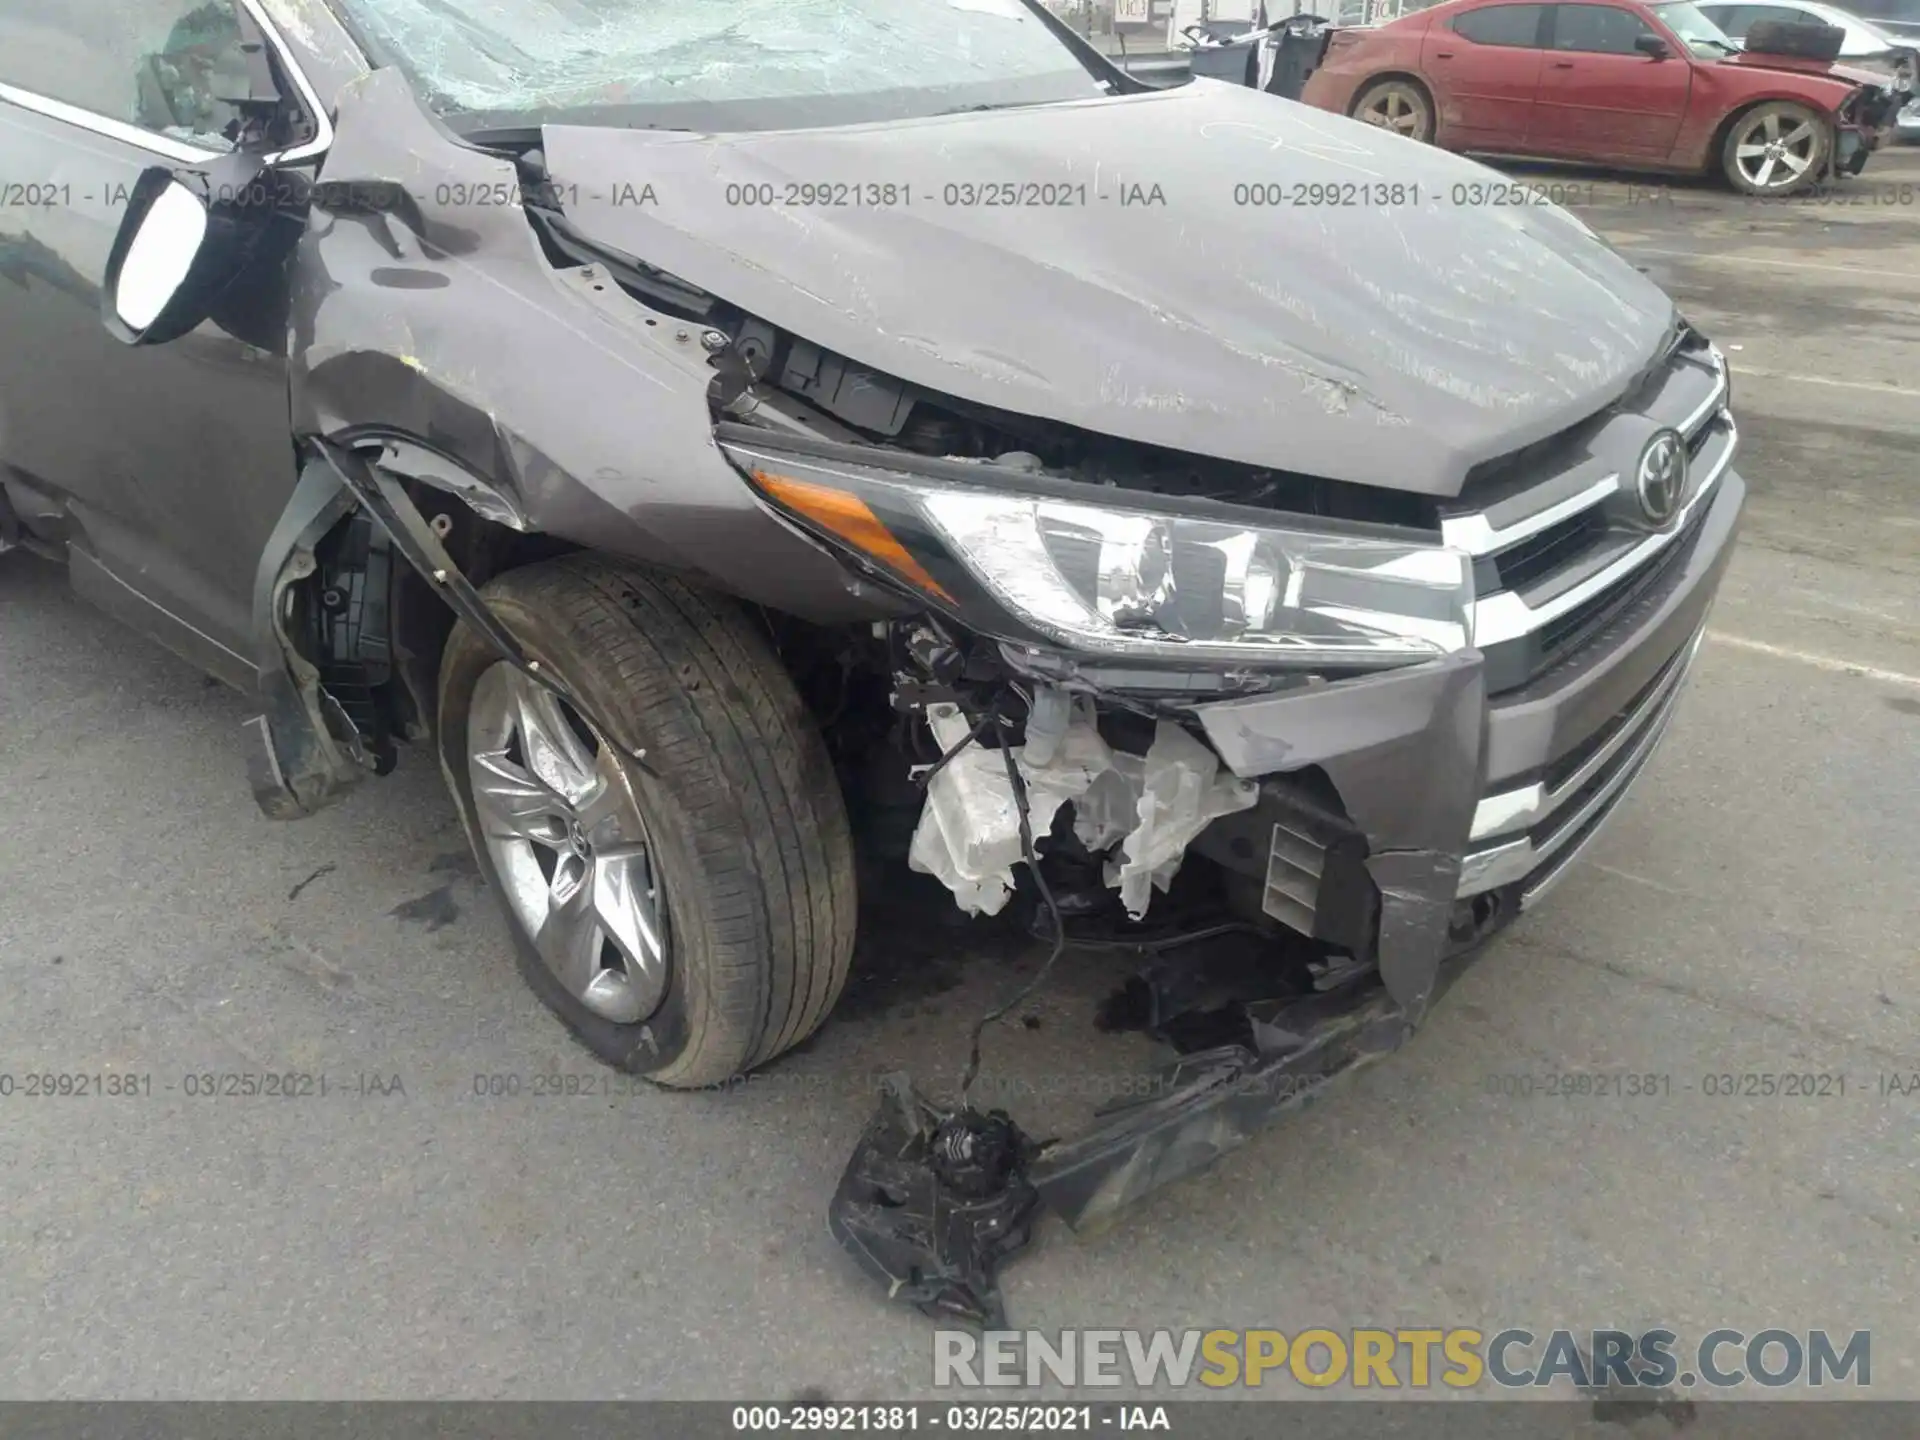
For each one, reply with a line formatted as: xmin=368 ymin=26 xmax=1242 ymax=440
xmin=1360 ymin=87 xmax=1426 ymax=138
xmin=466 ymin=661 xmax=669 ymax=1025
xmin=1732 ymin=109 xmax=1821 ymax=192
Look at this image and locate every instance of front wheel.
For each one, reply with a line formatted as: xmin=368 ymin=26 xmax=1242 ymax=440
xmin=436 ymin=556 xmax=857 ymax=1088
xmin=1352 ymin=79 xmax=1434 ymax=143
xmin=1721 ymin=101 xmax=1831 ymax=196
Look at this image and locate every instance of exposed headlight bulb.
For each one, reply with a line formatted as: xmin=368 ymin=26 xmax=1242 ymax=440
xmin=1214 ymin=532 xmax=1289 ymax=635
xmin=1094 ymin=518 xmax=1176 ymax=632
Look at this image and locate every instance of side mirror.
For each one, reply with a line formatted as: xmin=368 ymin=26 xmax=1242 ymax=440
xmin=101 ymin=155 xmax=291 ymax=345
xmin=1635 ymin=33 xmax=1672 ymax=57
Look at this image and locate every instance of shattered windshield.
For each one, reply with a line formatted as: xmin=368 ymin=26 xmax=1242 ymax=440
xmin=327 ymin=0 xmax=1115 ymax=133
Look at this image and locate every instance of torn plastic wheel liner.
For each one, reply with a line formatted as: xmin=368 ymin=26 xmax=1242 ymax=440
xmin=828 ymin=1074 xmax=1041 ymax=1329
xmin=309 ymin=437 xmax=656 ymax=779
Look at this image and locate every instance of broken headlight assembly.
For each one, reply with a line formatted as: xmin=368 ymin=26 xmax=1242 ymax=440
xmin=722 ymin=439 xmax=1473 ymax=669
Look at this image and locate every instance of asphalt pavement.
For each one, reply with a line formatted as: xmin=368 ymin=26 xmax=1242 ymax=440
xmin=1 ymin=148 xmax=1916 ymax=1401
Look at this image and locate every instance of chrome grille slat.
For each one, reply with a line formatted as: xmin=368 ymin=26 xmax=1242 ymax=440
xmin=1442 ymin=475 xmax=1616 ymax=558
xmin=1533 ymin=518 xmax=1694 ymax=663
xmin=1468 ymin=413 xmax=1736 ymax=649
xmin=1493 ymin=509 xmax=1610 ymax=592
xmin=1443 ymin=341 xmax=1732 ymax=680
xmin=1518 ymin=528 xmax=1644 ymax=612
xmin=1676 ymin=346 xmax=1730 ymax=441
xmin=1441 ymin=333 xmax=1730 ymax=899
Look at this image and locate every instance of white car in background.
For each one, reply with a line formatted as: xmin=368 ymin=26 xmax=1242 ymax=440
xmin=1850 ymin=0 xmax=1920 ymax=41
xmin=1696 ymin=0 xmax=1920 ymax=134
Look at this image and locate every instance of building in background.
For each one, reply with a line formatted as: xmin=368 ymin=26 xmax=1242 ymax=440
xmin=1041 ymin=0 xmax=1419 ymax=58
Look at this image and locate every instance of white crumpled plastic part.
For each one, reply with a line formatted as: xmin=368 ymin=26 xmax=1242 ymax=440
xmin=907 ymin=699 xmax=1114 ymax=915
xmin=1105 ymin=721 xmax=1259 ymax=919
xmin=908 ymin=697 xmax=1259 ymax=920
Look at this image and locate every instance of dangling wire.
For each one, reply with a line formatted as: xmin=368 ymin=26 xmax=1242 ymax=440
xmin=913 ymin=711 xmax=997 ymax=790
xmin=956 ymin=712 xmax=1070 ymax=1109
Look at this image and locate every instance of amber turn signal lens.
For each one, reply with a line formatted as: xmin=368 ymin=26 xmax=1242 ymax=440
xmin=753 ymin=470 xmax=955 ymax=603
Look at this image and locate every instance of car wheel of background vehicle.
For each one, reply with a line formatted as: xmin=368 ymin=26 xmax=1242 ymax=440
xmin=1721 ymin=101 xmax=1831 ymax=196
xmin=435 ymin=555 xmax=857 ymax=1089
xmin=1352 ymin=78 xmax=1434 ymax=142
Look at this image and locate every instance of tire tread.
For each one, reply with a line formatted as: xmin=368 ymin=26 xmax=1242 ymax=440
xmin=442 ymin=555 xmax=855 ymax=1087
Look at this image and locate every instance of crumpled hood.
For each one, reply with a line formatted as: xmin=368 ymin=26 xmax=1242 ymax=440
xmin=1827 ymin=59 xmax=1906 ymax=88
xmin=543 ymin=82 xmax=1675 ymax=497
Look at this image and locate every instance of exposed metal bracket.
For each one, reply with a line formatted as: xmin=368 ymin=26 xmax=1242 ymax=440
xmin=310 ymin=437 xmax=655 ymax=777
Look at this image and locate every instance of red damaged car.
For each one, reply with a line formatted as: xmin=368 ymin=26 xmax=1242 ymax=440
xmin=1300 ymin=0 xmax=1904 ymax=194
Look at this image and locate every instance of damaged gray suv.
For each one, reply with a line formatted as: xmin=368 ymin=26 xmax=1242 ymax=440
xmin=1 ymin=0 xmax=1742 ymax=1316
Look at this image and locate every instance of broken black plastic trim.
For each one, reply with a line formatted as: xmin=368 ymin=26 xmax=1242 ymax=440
xmin=828 ymin=1075 xmax=1040 ymax=1330
xmin=830 ymin=913 xmax=1507 ymax=1323
xmin=1028 ymin=933 xmax=1494 ymax=1233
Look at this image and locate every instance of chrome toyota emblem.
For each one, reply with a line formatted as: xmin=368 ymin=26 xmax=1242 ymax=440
xmin=1635 ymin=430 xmax=1687 ymax=524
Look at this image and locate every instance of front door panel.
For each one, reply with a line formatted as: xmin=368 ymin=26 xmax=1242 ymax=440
xmin=0 ymin=2 xmax=307 ymax=680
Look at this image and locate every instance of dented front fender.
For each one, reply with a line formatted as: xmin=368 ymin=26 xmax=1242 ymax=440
xmin=287 ymin=68 xmax=903 ymax=624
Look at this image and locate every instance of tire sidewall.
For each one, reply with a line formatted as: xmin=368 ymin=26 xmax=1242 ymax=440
xmin=1721 ymin=102 xmax=1831 ymax=196
xmin=436 ymin=595 xmax=728 ymax=1086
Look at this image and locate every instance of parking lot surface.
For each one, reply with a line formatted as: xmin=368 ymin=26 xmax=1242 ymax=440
xmin=2 ymin=149 xmax=1917 ymax=1401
